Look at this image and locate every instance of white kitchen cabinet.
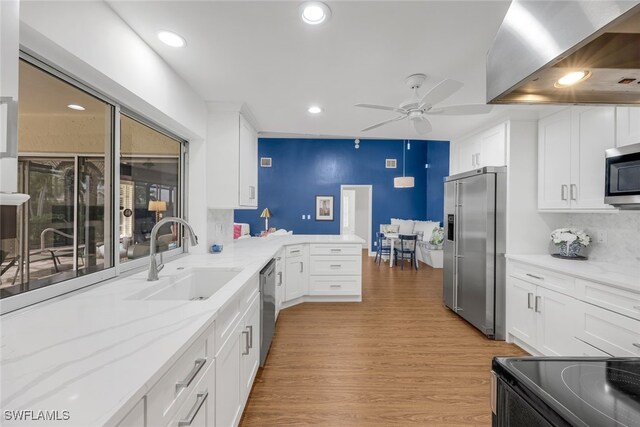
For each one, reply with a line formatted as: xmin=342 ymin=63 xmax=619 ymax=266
xmin=507 ymin=276 xmax=577 ymax=356
xmin=116 ymin=399 xmax=145 ymax=427
xmin=575 ymin=300 xmax=640 ymax=357
xmin=284 ymin=245 xmax=308 ymax=302
xmin=538 ymin=107 xmax=616 ymax=211
xmin=450 ymin=122 xmax=506 ymax=174
xmin=241 ymin=294 xmax=260 ymax=400
xmin=168 ymin=363 xmax=215 ymax=427
xmin=207 ymin=109 xmax=258 ymax=209
xmin=616 ymin=106 xmax=640 ymax=147
xmin=215 ymin=320 xmax=243 ymax=427
xmin=275 ymin=249 xmax=285 ymax=319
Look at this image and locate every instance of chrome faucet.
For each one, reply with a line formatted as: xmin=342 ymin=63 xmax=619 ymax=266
xmin=147 ymin=217 xmax=199 ymax=281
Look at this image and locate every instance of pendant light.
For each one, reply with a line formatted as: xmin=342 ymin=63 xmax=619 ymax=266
xmin=394 ymin=140 xmax=415 ymax=188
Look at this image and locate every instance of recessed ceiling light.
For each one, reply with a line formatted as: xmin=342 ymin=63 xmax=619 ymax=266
xmin=157 ymin=30 xmax=186 ymax=48
xmin=308 ymin=106 xmax=323 ymax=114
xmin=67 ymin=104 xmax=85 ymax=111
xmin=300 ymin=2 xmax=331 ymax=25
xmin=554 ymin=70 xmax=591 ymax=88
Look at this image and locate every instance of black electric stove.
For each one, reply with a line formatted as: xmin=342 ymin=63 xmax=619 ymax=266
xmin=492 ymin=357 xmax=640 ymax=427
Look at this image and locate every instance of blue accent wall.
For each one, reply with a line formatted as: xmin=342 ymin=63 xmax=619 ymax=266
xmin=235 ymin=138 xmax=449 ymax=246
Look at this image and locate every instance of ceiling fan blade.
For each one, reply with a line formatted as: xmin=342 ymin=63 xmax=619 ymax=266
xmin=412 ymin=116 xmax=432 ymax=135
xmin=419 ymin=79 xmax=464 ymax=108
xmin=361 ymin=115 xmax=406 ymax=132
xmin=427 ymin=104 xmax=493 ymax=116
xmin=355 ymin=103 xmax=406 ymax=114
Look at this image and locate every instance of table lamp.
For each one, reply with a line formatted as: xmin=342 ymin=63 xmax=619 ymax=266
xmin=260 ymin=208 xmax=272 ymax=231
xmin=148 ymin=200 xmax=167 ymax=222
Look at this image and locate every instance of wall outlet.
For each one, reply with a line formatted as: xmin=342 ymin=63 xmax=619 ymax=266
xmin=301 ymin=214 xmax=305 ymax=220
xmin=596 ymin=230 xmax=608 ymax=244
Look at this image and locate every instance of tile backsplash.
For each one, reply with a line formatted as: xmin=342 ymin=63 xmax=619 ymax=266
xmin=546 ymin=211 xmax=640 ymax=266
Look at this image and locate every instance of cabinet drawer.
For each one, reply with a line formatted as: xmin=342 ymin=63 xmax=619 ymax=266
xmin=286 ymin=244 xmax=306 ymax=258
xmin=575 ymin=279 xmax=640 ymax=321
xmin=573 ymin=338 xmax=613 ymax=357
xmin=310 ymin=244 xmax=362 ymax=256
xmin=310 ymin=256 xmax=361 ymax=276
xmin=214 ymin=295 xmax=241 ymax=356
xmin=510 ymin=262 xmax=575 ymax=295
xmin=309 ymin=276 xmax=361 ymax=296
xmin=575 ymin=301 xmax=640 ymax=357
xmin=147 ymin=333 xmax=209 ymax=427
xmin=166 ymin=361 xmax=215 ymax=427
xmin=240 ymin=275 xmax=259 ymax=314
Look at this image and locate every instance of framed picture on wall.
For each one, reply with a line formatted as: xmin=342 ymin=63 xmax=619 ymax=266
xmin=315 ymin=195 xmax=334 ymax=221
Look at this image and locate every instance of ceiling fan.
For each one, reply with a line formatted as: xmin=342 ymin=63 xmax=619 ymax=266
xmin=355 ymin=74 xmax=493 ymax=135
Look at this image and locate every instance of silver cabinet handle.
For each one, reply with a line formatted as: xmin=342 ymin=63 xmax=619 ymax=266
xmin=247 ymin=325 xmax=253 ymax=349
xmin=276 ymin=256 xmax=282 ymax=261
xmin=561 ymin=185 xmax=568 ymax=201
xmin=527 ymin=293 xmax=534 ymax=310
xmin=300 ymin=262 xmax=304 ymax=273
xmin=290 ymin=250 xmax=300 ymax=254
xmin=330 ymin=248 xmax=342 ymax=253
xmin=178 ymin=391 xmax=208 ymax=427
xmin=535 ymin=296 xmax=542 ymax=313
xmin=570 ymin=184 xmax=577 ymax=201
xmin=277 ymin=272 xmax=282 ymax=286
xmin=633 ymin=343 xmax=640 ymax=349
xmin=330 ymin=264 xmax=341 ymax=268
xmin=249 ymin=185 xmax=256 ymax=200
xmin=242 ymin=330 xmax=250 ymax=355
xmin=526 ymin=273 xmax=544 ymax=281
xmin=471 ymin=153 xmax=475 ymax=167
xmin=176 ymin=358 xmax=207 ymax=392
xmin=330 ymin=284 xmax=342 ymax=288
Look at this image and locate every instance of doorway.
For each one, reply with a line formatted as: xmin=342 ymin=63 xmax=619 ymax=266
xmin=340 ymin=185 xmax=372 ymax=255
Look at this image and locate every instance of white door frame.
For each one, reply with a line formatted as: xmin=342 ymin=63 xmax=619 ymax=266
xmin=340 ymin=185 xmax=373 ymax=257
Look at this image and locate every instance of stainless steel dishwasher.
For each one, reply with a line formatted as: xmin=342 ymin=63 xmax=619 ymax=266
xmin=259 ymin=259 xmax=276 ymax=367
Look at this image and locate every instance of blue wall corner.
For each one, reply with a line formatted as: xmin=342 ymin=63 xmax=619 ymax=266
xmin=234 ymin=138 xmax=449 ymax=248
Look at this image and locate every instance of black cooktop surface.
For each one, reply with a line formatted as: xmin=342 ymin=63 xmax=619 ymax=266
xmin=495 ymin=357 xmax=640 ymax=427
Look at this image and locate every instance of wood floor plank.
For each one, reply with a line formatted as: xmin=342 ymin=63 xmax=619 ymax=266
xmin=240 ymin=252 xmax=526 ymax=426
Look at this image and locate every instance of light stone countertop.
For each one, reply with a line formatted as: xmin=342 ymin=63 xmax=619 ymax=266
xmin=0 ymin=234 xmax=364 ymax=427
xmin=505 ymin=254 xmax=639 ymax=293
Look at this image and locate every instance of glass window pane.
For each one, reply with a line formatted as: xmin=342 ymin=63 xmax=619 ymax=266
xmin=119 ymin=115 xmax=182 ymax=262
xmin=0 ymin=60 xmax=114 ymax=297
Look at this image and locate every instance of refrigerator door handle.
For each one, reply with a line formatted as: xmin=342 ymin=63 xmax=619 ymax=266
xmin=453 ymin=181 xmax=462 ymax=311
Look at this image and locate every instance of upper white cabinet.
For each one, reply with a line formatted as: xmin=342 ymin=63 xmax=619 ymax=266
xmin=207 ymin=109 xmax=258 ymax=209
xmin=538 ymin=107 xmax=616 ymax=211
xmin=450 ymin=122 xmax=506 ymax=174
xmin=616 ymin=107 xmax=640 ymax=147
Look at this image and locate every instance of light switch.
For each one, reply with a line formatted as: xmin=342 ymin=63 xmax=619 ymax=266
xmin=307 ymin=214 xmax=311 ymax=220
xmin=301 ymin=214 xmax=305 ymax=220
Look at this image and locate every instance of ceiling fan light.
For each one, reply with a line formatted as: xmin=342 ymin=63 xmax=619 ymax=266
xmin=394 ymin=176 xmax=415 ymax=188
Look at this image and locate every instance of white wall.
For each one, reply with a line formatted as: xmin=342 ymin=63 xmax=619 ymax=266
xmin=18 ymin=1 xmax=210 ymax=253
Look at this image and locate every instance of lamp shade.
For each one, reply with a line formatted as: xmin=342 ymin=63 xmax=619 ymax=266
xmin=148 ymin=200 xmax=167 ymax=212
xmin=260 ymin=208 xmax=272 ymax=218
xmin=394 ymin=176 xmax=415 ymax=188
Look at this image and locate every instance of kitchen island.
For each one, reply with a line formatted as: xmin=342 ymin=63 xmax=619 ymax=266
xmin=0 ymin=235 xmax=364 ymax=427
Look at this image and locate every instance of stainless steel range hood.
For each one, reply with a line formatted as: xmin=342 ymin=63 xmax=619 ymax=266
xmin=487 ymin=0 xmax=640 ymax=105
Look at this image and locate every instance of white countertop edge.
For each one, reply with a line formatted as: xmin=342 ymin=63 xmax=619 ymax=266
xmin=505 ymin=254 xmax=639 ymax=293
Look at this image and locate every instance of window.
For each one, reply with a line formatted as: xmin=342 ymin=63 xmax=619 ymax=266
xmin=0 ymin=58 xmax=188 ymax=308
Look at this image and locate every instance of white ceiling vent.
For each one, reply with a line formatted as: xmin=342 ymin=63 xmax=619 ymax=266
xmin=385 ymin=159 xmax=397 ymax=169
xmin=260 ymin=157 xmax=272 ymax=167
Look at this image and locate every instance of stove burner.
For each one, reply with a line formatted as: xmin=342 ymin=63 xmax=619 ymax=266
xmin=561 ymin=364 xmax=640 ymax=427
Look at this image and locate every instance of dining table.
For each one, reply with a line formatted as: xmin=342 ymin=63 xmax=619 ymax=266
xmin=384 ymin=233 xmax=418 ymax=268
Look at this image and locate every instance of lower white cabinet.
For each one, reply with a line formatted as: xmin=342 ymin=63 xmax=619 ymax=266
xmin=284 ymin=245 xmax=308 ymax=302
xmin=275 ymin=249 xmax=285 ymax=319
xmin=116 ymin=399 xmax=145 ymax=427
xmin=241 ymin=295 xmax=260 ymax=400
xmin=168 ymin=362 xmax=215 ymax=427
xmin=215 ymin=319 xmax=243 ymax=427
xmin=507 ymin=277 xmax=577 ymax=356
xmin=507 ymin=259 xmax=640 ymax=357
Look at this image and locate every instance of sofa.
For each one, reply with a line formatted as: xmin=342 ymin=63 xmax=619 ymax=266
xmin=389 ymin=218 xmax=443 ymax=268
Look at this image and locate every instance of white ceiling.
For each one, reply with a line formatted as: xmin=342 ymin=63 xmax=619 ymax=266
xmin=108 ymin=0 xmax=549 ymax=141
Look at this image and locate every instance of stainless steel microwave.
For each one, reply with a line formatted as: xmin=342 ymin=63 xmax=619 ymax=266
xmin=605 ymin=142 xmax=640 ymax=209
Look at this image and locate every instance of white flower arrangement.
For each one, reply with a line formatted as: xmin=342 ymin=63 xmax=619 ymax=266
xmin=550 ymin=228 xmax=591 ymax=247
xmin=429 ymin=227 xmax=444 ymax=246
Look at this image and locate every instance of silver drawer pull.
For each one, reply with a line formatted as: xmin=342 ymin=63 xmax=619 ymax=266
xmin=247 ymin=325 xmax=253 ymax=349
xmin=242 ymin=330 xmax=250 ymax=355
xmin=290 ymin=250 xmax=300 ymax=254
xmin=178 ymin=391 xmax=208 ymax=427
xmin=277 ymin=272 xmax=283 ymax=286
xmin=330 ymin=249 xmax=342 ymax=252
xmin=535 ymin=296 xmax=542 ymax=313
xmin=526 ymin=273 xmax=544 ymax=281
xmin=633 ymin=343 xmax=640 ymax=349
xmin=330 ymin=284 xmax=342 ymax=288
xmin=176 ymin=358 xmax=206 ymax=392
xmin=330 ymin=264 xmax=342 ymax=268
xmin=527 ymin=293 xmax=534 ymax=310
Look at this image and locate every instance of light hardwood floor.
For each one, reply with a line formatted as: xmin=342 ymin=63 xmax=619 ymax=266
xmin=240 ymin=252 xmax=526 ymax=426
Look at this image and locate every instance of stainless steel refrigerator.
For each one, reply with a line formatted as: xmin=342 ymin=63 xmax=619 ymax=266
xmin=443 ymin=167 xmax=506 ymax=340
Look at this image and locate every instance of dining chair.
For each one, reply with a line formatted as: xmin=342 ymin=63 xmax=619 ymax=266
xmin=394 ymin=234 xmax=418 ymax=270
xmin=375 ymin=232 xmax=392 ymax=266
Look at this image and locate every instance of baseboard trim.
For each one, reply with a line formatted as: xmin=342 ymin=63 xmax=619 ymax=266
xmin=280 ymin=295 xmax=362 ymax=310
